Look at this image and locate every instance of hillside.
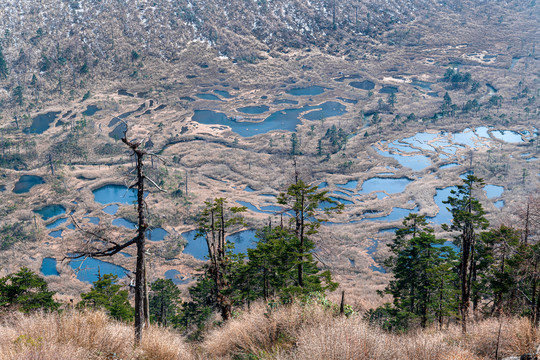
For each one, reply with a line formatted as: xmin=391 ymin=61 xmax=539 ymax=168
xmin=0 ymin=0 xmax=538 ymax=332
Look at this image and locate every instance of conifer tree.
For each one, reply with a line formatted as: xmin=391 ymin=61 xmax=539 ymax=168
xmin=443 ymin=175 xmax=489 ymax=333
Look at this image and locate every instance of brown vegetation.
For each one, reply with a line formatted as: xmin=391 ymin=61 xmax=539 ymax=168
xmin=1 ymin=305 xmax=538 ymax=359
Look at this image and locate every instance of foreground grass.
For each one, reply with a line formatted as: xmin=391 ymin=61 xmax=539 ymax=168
xmin=0 ymin=305 xmax=538 ymax=359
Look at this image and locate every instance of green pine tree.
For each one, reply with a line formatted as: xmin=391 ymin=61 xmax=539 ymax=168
xmin=149 ymin=279 xmax=182 ymax=326
xmin=0 ymin=267 xmax=60 ymax=313
xmin=78 ymin=273 xmax=134 ymax=322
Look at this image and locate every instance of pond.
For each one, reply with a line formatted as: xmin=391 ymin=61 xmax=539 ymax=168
xmin=34 ymin=205 xmax=66 ymax=220
xmin=164 ymin=269 xmax=191 ymax=285
xmin=379 ymin=86 xmax=399 ymax=94
xmin=494 ymin=200 xmax=505 ymax=209
xmin=286 ymin=86 xmax=326 ymax=96
xmin=491 ymin=130 xmax=523 ymax=143
xmin=401 ymin=132 xmax=438 ymax=151
xmin=237 ymin=105 xmax=270 ymax=114
xmin=427 ymin=187 xmax=457 ymax=225
xmin=93 ymin=184 xmax=146 ymax=205
xmin=378 ymin=227 xmax=399 ymax=234
xmin=82 ymin=105 xmax=101 ymax=116
xmin=193 ymin=103 xmax=339 ymax=137
xmin=13 ymin=175 xmax=45 ymax=194
xmin=358 ymin=177 xmax=412 ymax=195
xmin=182 ymin=229 xmax=257 ymax=260
xmin=195 ymin=93 xmax=223 ymax=101
xmin=69 ymin=257 xmax=129 ymax=284
xmin=336 ymin=180 xmax=358 ymax=190
xmin=373 ymin=147 xmax=431 ymax=171
xmin=40 ymin=258 xmax=59 ymax=276
xmin=349 ymin=80 xmax=375 ymax=90
xmin=303 ymin=101 xmax=347 ymax=120
xmin=440 ymin=163 xmax=460 ymax=169
xmin=0 ymin=185 xmax=4 ymax=192
xmin=49 ymin=230 xmax=63 ymax=238
xmin=46 ymin=217 xmax=68 ymax=229
xmin=24 ymin=111 xmax=61 ymax=134
xmin=83 ymin=216 xmax=100 ymax=224
xmin=484 ymin=185 xmax=504 ymax=199
xmin=103 ymin=204 xmax=119 ymax=215
xmin=214 ymin=90 xmax=234 ymax=99
xmin=111 ymin=218 xmax=168 ymax=241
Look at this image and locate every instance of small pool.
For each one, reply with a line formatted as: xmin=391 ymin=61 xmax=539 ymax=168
xmin=46 ymin=217 xmax=68 ymax=229
xmin=24 ymin=111 xmax=61 ymax=134
xmin=82 ymin=105 xmax=101 ymax=116
xmin=13 ymin=175 xmax=45 ymax=194
xmin=349 ymin=80 xmax=375 ymax=90
xmin=69 ymin=257 xmax=129 ymax=284
xmin=358 ymin=177 xmax=412 ymax=195
xmin=35 ymin=205 xmax=66 ymax=221
xmin=93 ymin=185 xmax=146 ymax=205
xmin=182 ymin=229 xmax=257 ymax=260
xmin=484 ymin=185 xmax=504 ymax=199
xmin=491 ymin=130 xmax=523 ymax=143
xmin=40 ymin=258 xmax=59 ymax=276
xmin=286 ymin=86 xmax=326 ymax=96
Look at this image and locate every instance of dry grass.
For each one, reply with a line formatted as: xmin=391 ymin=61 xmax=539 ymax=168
xmin=0 ymin=307 xmax=537 ymax=359
xmin=0 ymin=310 xmax=193 ymax=360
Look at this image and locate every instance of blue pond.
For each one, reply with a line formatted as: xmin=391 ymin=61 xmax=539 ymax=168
xmin=358 ymin=177 xmax=412 ymax=195
xmin=238 ymin=105 xmax=270 ymax=114
xmin=82 ymin=105 xmax=101 ymax=116
xmin=303 ymin=102 xmax=347 ymax=120
xmin=440 ymin=163 xmax=460 ymax=169
xmin=373 ymin=147 xmax=431 ymax=171
xmin=193 ymin=102 xmax=345 ymax=137
xmin=491 ymin=130 xmax=523 ymax=143
xmin=69 ymin=257 xmax=129 ymax=284
xmin=214 ymin=90 xmax=234 ymax=99
xmin=484 ymin=185 xmax=504 ymax=199
xmin=379 ymin=86 xmax=398 ymax=94
xmin=182 ymin=229 xmax=257 ymax=260
xmin=111 ymin=218 xmax=168 ymax=241
xmin=24 ymin=111 xmax=61 ymax=134
xmin=13 ymin=175 xmax=45 ymax=194
xmin=336 ymin=180 xmax=358 ymax=190
xmin=93 ymin=184 xmax=146 ymax=205
xmin=41 ymin=258 xmax=59 ymax=276
xmin=164 ymin=269 xmax=191 ymax=285
xmin=350 ymin=80 xmax=375 ymax=90
xmin=103 ymin=204 xmax=119 ymax=215
xmin=286 ymin=86 xmax=326 ymax=96
xmin=428 ymin=187 xmax=457 ymax=225
xmin=84 ymin=216 xmax=100 ymax=224
xmin=196 ymin=93 xmax=222 ymax=101
xmin=494 ymin=200 xmax=505 ymax=209
xmin=46 ymin=217 xmax=68 ymax=229
xmin=35 ymin=205 xmax=66 ymax=221
xmin=49 ymin=230 xmax=63 ymax=238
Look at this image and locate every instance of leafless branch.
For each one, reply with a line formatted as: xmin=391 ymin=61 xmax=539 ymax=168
xmin=144 ymin=175 xmax=167 ymax=192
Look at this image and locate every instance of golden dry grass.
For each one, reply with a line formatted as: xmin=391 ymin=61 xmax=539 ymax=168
xmin=0 ymin=306 xmax=538 ymax=360
xmin=0 ymin=310 xmax=193 ymax=360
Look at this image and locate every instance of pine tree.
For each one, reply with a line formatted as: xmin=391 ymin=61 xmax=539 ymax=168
xmin=443 ymin=175 xmax=489 ymax=333
xmin=78 ymin=273 xmax=134 ymax=322
xmin=0 ymin=267 xmax=59 ymax=313
xmin=149 ymin=279 xmax=182 ymax=326
xmin=277 ymin=179 xmax=341 ymax=295
xmin=383 ymin=214 xmax=458 ymax=329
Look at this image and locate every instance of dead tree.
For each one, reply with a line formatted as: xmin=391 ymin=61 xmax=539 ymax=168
xmin=66 ymin=120 xmax=165 ymax=345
